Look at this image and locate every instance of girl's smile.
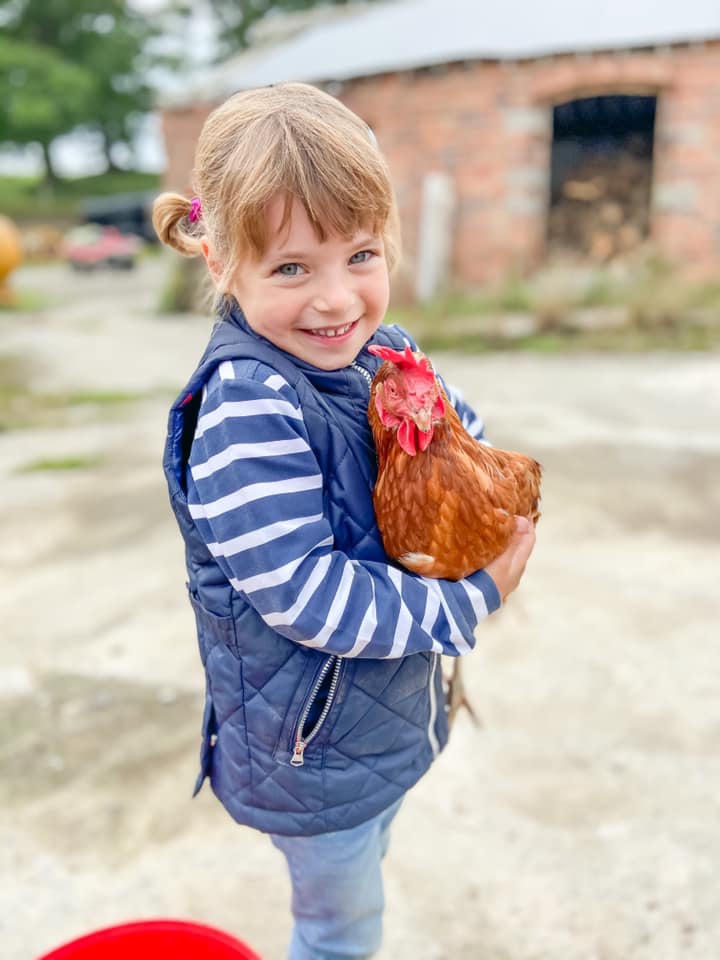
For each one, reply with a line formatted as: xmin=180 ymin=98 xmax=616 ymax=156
xmin=302 ymin=319 xmax=359 ymax=340
xmin=213 ymin=195 xmax=390 ymax=370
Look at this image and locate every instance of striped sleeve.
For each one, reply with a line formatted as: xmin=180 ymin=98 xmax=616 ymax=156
xmin=186 ymin=362 xmax=501 ymax=661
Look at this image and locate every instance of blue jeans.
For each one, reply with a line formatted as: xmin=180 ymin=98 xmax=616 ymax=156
xmin=270 ymin=799 xmax=403 ymax=960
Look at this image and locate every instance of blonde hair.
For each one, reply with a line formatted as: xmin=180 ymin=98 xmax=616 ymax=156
xmin=152 ymin=82 xmax=400 ymax=295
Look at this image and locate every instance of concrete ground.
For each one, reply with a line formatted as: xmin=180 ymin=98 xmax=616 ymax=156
xmin=1 ymin=258 xmax=719 ymax=960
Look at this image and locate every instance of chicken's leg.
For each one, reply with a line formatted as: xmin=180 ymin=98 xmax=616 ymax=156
xmin=444 ymin=658 xmax=481 ymax=729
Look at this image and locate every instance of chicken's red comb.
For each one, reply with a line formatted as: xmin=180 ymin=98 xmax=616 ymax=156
xmin=368 ymin=344 xmax=434 ymax=376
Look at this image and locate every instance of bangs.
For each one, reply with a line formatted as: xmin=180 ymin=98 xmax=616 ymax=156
xmin=224 ymin=110 xmax=394 ymax=261
xmin=275 ymin=180 xmax=389 ymax=247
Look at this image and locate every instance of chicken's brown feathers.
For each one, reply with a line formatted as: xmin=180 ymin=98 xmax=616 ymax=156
xmin=369 ymin=361 xmax=542 ymax=580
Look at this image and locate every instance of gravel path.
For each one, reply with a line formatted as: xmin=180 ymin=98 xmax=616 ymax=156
xmin=2 ymin=260 xmax=719 ymax=960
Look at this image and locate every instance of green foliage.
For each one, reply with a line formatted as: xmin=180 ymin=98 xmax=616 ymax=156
xmin=0 ymin=0 xmax=169 ymax=176
xmin=0 ymin=170 xmax=160 ymax=219
xmin=52 ymin=169 xmax=160 ymax=198
xmin=0 ymin=37 xmax=95 ymax=150
xmin=0 ymin=0 xmax=383 ymax=174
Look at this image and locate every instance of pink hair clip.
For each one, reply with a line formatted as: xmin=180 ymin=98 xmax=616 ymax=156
xmin=188 ymin=197 xmax=202 ymax=223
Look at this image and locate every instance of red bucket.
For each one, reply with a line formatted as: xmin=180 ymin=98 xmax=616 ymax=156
xmin=37 ymin=919 xmax=264 ymax=960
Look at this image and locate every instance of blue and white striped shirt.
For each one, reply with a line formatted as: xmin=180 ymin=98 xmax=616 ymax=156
xmin=186 ymin=358 xmax=499 ymax=660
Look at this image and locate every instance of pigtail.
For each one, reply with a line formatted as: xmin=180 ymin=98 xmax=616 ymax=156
xmin=151 ymin=191 xmax=204 ymax=257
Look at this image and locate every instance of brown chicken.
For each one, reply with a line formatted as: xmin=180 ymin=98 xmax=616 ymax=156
xmin=367 ymin=344 xmax=542 ymax=725
xmin=368 ymin=344 xmax=542 ymax=579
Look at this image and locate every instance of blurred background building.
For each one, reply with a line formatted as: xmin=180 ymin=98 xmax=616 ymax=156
xmin=159 ymin=0 xmax=720 ymax=292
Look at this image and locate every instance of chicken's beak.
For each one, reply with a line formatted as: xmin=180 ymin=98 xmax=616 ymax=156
xmin=412 ymin=409 xmax=433 ymax=433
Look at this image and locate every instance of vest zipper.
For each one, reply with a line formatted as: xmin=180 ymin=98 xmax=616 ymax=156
xmin=350 ymin=360 xmax=373 ymax=391
xmin=427 ymin=654 xmax=440 ymax=758
xmin=291 ymin=656 xmax=342 ymax=767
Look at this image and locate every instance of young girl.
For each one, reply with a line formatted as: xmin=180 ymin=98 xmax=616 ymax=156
xmin=153 ymin=82 xmax=535 ymax=960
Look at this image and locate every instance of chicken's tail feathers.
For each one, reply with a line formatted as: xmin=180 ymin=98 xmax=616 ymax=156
xmin=398 ymin=552 xmax=437 ymax=575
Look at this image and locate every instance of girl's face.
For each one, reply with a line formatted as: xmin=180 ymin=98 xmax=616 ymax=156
xmin=215 ymin=195 xmax=390 ymax=370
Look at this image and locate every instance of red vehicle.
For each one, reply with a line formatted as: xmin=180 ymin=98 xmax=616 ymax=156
xmin=63 ymin=224 xmax=141 ymax=271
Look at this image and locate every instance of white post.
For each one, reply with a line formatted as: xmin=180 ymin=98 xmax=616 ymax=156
xmin=415 ymin=172 xmax=456 ymax=303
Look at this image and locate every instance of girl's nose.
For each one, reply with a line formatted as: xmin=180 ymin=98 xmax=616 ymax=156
xmin=311 ymin=277 xmax=356 ymax=315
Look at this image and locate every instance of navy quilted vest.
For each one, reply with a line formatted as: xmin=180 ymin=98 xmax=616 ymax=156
xmin=163 ymin=307 xmax=449 ymax=836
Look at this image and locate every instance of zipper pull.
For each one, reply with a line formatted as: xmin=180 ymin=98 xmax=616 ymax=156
xmin=290 ymin=738 xmax=306 ymax=767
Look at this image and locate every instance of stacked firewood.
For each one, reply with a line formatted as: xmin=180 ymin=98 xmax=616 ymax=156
xmin=548 ymin=151 xmax=652 ymax=261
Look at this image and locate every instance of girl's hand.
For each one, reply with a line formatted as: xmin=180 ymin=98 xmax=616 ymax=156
xmin=484 ymin=515 xmax=536 ymax=603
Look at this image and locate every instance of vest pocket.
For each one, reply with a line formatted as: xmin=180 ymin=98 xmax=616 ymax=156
xmin=187 ymin=589 xmax=250 ymax=793
xmin=187 ymin=588 xmax=239 ymax=663
xmin=272 ymin=654 xmax=343 ymax=768
xmin=289 ymin=656 xmax=343 ymax=767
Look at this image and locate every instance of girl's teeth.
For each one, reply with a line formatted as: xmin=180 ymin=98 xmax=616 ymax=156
xmin=313 ymin=322 xmax=352 ymax=338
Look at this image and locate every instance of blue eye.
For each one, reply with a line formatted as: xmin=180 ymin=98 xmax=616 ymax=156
xmin=276 ymin=263 xmax=302 ymax=276
xmin=349 ymin=250 xmax=373 ymax=264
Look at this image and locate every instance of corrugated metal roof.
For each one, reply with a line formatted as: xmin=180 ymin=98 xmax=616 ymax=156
xmin=164 ymin=0 xmax=720 ymax=105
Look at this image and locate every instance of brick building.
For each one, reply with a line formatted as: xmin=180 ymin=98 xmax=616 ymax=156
xmin=160 ymin=0 xmax=720 ymax=291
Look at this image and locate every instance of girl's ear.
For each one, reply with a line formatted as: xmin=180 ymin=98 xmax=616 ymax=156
xmin=201 ymin=239 xmax=224 ymax=288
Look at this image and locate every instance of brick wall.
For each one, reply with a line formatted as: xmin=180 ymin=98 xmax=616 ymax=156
xmin=160 ymin=41 xmax=720 ymax=290
xmin=160 ymin=101 xmax=216 ymax=194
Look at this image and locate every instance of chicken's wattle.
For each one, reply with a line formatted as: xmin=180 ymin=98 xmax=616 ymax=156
xmin=397 ymin=419 xmax=433 ymax=455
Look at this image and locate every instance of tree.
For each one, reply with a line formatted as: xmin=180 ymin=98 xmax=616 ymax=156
xmin=0 ymin=36 xmax=96 ymax=182
xmin=0 ymin=0 xmax=167 ymax=175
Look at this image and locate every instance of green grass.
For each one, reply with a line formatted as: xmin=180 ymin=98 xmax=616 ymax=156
xmin=64 ymin=390 xmax=141 ymax=406
xmin=18 ymin=454 xmax=105 ymax=473
xmin=388 ymin=259 xmax=720 ymax=353
xmin=387 ymin=276 xmax=536 ymax=328
xmin=0 ymin=171 xmax=161 ymax=221
xmin=393 ymin=312 xmax=720 ymax=354
xmin=0 ymin=289 xmax=51 ymax=312
xmin=0 ymin=355 xmax=146 ymax=431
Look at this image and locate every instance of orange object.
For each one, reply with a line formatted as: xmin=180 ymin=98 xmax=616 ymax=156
xmin=0 ymin=215 xmax=23 ymax=306
xmin=36 ymin=919 xmax=264 ymax=960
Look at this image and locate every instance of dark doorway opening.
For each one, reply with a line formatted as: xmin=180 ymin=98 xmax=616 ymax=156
xmin=546 ymin=94 xmax=656 ymax=261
